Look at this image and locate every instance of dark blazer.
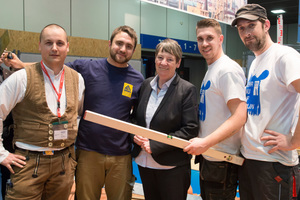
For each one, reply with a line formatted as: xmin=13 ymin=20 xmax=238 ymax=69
xmin=132 ymin=74 xmax=199 ymax=166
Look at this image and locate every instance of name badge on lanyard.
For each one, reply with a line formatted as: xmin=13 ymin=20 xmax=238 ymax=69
xmin=52 ymin=121 xmax=68 ymax=140
xmin=41 ymin=62 xmax=68 ymax=140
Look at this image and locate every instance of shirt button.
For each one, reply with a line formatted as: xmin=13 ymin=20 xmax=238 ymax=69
xmin=64 ymin=124 xmax=68 ymax=129
xmin=48 ymin=142 xmax=53 ymax=147
xmin=49 ymin=124 xmax=53 ymax=128
xmin=49 ymin=136 xmax=53 ymax=141
xmin=49 ymin=130 xmax=53 ymax=135
xmin=61 ymin=143 xmax=65 ymax=147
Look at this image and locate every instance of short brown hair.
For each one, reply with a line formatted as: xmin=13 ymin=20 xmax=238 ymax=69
xmin=40 ymin=24 xmax=68 ymax=42
xmin=155 ymin=38 xmax=182 ymax=63
xmin=196 ymin=19 xmax=222 ymax=36
xmin=110 ymin=25 xmax=137 ymax=50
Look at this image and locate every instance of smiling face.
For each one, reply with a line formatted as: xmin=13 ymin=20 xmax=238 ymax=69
xmin=196 ymin=26 xmax=223 ymax=65
xmin=155 ymin=49 xmax=180 ymax=83
xmin=108 ymin=31 xmax=135 ymax=68
xmin=236 ymin=18 xmax=269 ymax=54
xmin=39 ymin=25 xmax=69 ymax=69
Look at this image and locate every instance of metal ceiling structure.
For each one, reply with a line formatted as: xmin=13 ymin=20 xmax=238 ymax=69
xmin=247 ymin=0 xmax=299 ymax=25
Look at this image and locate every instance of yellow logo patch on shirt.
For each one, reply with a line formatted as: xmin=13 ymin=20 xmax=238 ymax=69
xmin=122 ymin=83 xmax=133 ymax=98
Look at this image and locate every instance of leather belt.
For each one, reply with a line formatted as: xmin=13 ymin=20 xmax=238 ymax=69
xmin=15 ymin=144 xmax=74 ymax=157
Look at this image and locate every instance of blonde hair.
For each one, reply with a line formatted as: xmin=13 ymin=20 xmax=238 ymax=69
xmin=196 ymin=18 xmax=222 ymax=35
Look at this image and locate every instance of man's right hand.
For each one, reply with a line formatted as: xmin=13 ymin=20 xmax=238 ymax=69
xmin=1 ymin=153 xmax=27 ymax=174
xmin=1 ymin=50 xmax=25 ymax=70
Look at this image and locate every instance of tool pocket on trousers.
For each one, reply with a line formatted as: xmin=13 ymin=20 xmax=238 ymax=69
xmin=271 ymin=162 xmax=291 ymax=188
xmin=200 ymin=159 xmax=228 ymax=184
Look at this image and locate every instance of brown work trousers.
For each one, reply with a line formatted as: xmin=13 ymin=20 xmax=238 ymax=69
xmin=75 ymin=149 xmax=135 ymax=200
xmin=5 ymin=146 xmax=76 ymax=200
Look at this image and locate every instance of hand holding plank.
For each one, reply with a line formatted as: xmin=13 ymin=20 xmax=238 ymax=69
xmin=83 ymin=110 xmax=244 ymax=165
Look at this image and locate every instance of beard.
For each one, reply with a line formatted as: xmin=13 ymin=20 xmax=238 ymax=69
xmin=244 ymin=34 xmax=266 ymax=52
xmin=109 ymin=49 xmax=130 ymax=65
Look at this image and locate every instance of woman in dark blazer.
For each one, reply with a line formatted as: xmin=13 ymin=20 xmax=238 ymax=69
xmin=132 ymin=38 xmax=199 ymax=200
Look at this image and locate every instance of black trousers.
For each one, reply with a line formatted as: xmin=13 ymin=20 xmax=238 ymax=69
xmin=239 ymin=159 xmax=299 ymax=200
xmin=198 ymin=155 xmax=238 ymax=200
xmin=138 ymin=163 xmax=191 ymax=200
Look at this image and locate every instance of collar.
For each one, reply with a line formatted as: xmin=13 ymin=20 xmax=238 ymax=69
xmin=42 ymin=61 xmax=64 ymax=77
xmin=150 ymin=73 xmax=177 ymax=91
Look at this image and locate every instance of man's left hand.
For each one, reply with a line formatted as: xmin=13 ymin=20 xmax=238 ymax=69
xmin=261 ymin=129 xmax=293 ymax=153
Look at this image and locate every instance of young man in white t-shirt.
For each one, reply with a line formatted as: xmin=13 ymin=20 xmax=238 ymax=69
xmin=232 ymin=4 xmax=300 ymax=199
xmin=184 ymin=18 xmax=247 ymax=200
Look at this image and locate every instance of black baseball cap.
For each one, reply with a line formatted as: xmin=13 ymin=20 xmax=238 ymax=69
xmin=231 ymin=4 xmax=267 ymax=27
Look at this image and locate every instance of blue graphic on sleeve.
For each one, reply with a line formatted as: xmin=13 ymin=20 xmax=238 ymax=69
xmin=199 ymin=81 xmax=211 ymax=121
xmin=246 ymin=70 xmax=269 ymax=115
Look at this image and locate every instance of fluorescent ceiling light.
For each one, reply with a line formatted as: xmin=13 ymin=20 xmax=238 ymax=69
xmin=271 ymin=9 xmax=286 ymax=14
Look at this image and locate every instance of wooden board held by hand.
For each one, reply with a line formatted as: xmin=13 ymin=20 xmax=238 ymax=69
xmin=83 ymin=110 xmax=244 ymax=166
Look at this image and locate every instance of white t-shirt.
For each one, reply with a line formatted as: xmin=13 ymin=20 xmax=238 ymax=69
xmin=199 ymin=55 xmax=246 ymax=160
xmin=242 ymin=43 xmax=300 ymax=166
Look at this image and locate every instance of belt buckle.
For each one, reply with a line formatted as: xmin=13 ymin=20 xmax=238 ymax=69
xmin=43 ymin=151 xmax=54 ymax=156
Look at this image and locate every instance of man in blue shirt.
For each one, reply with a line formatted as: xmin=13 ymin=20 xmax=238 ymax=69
xmin=68 ymin=26 xmax=144 ymax=200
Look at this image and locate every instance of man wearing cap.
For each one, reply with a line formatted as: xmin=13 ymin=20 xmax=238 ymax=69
xmin=232 ymin=4 xmax=300 ymax=199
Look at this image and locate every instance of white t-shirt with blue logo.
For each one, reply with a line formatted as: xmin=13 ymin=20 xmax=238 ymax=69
xmin=199 ymin=55 xmax=246 ymax=161
xmin=242 ymin=43 xmax=300 ymax=166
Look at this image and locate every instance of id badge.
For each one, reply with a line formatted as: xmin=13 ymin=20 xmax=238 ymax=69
xmin=52 ymin=121 xmax=68 ymax=140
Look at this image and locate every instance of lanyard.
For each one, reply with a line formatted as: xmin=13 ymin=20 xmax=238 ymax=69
xmin=40 ymin=61 xmax=65 ymax=118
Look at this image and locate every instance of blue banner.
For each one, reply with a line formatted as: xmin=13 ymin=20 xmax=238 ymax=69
xmin=140 ymin=33 xmax=199 ymax=54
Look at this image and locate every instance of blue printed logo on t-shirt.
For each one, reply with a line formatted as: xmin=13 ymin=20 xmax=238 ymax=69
xmin=199 ymin=80 xmax=211 ymax=121
xmin=246 ymin=70 xmax=269 ymax=115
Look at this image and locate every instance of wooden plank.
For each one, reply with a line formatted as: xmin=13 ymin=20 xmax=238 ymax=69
xmin=83 ymin=110 xmax=244 ymax=165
